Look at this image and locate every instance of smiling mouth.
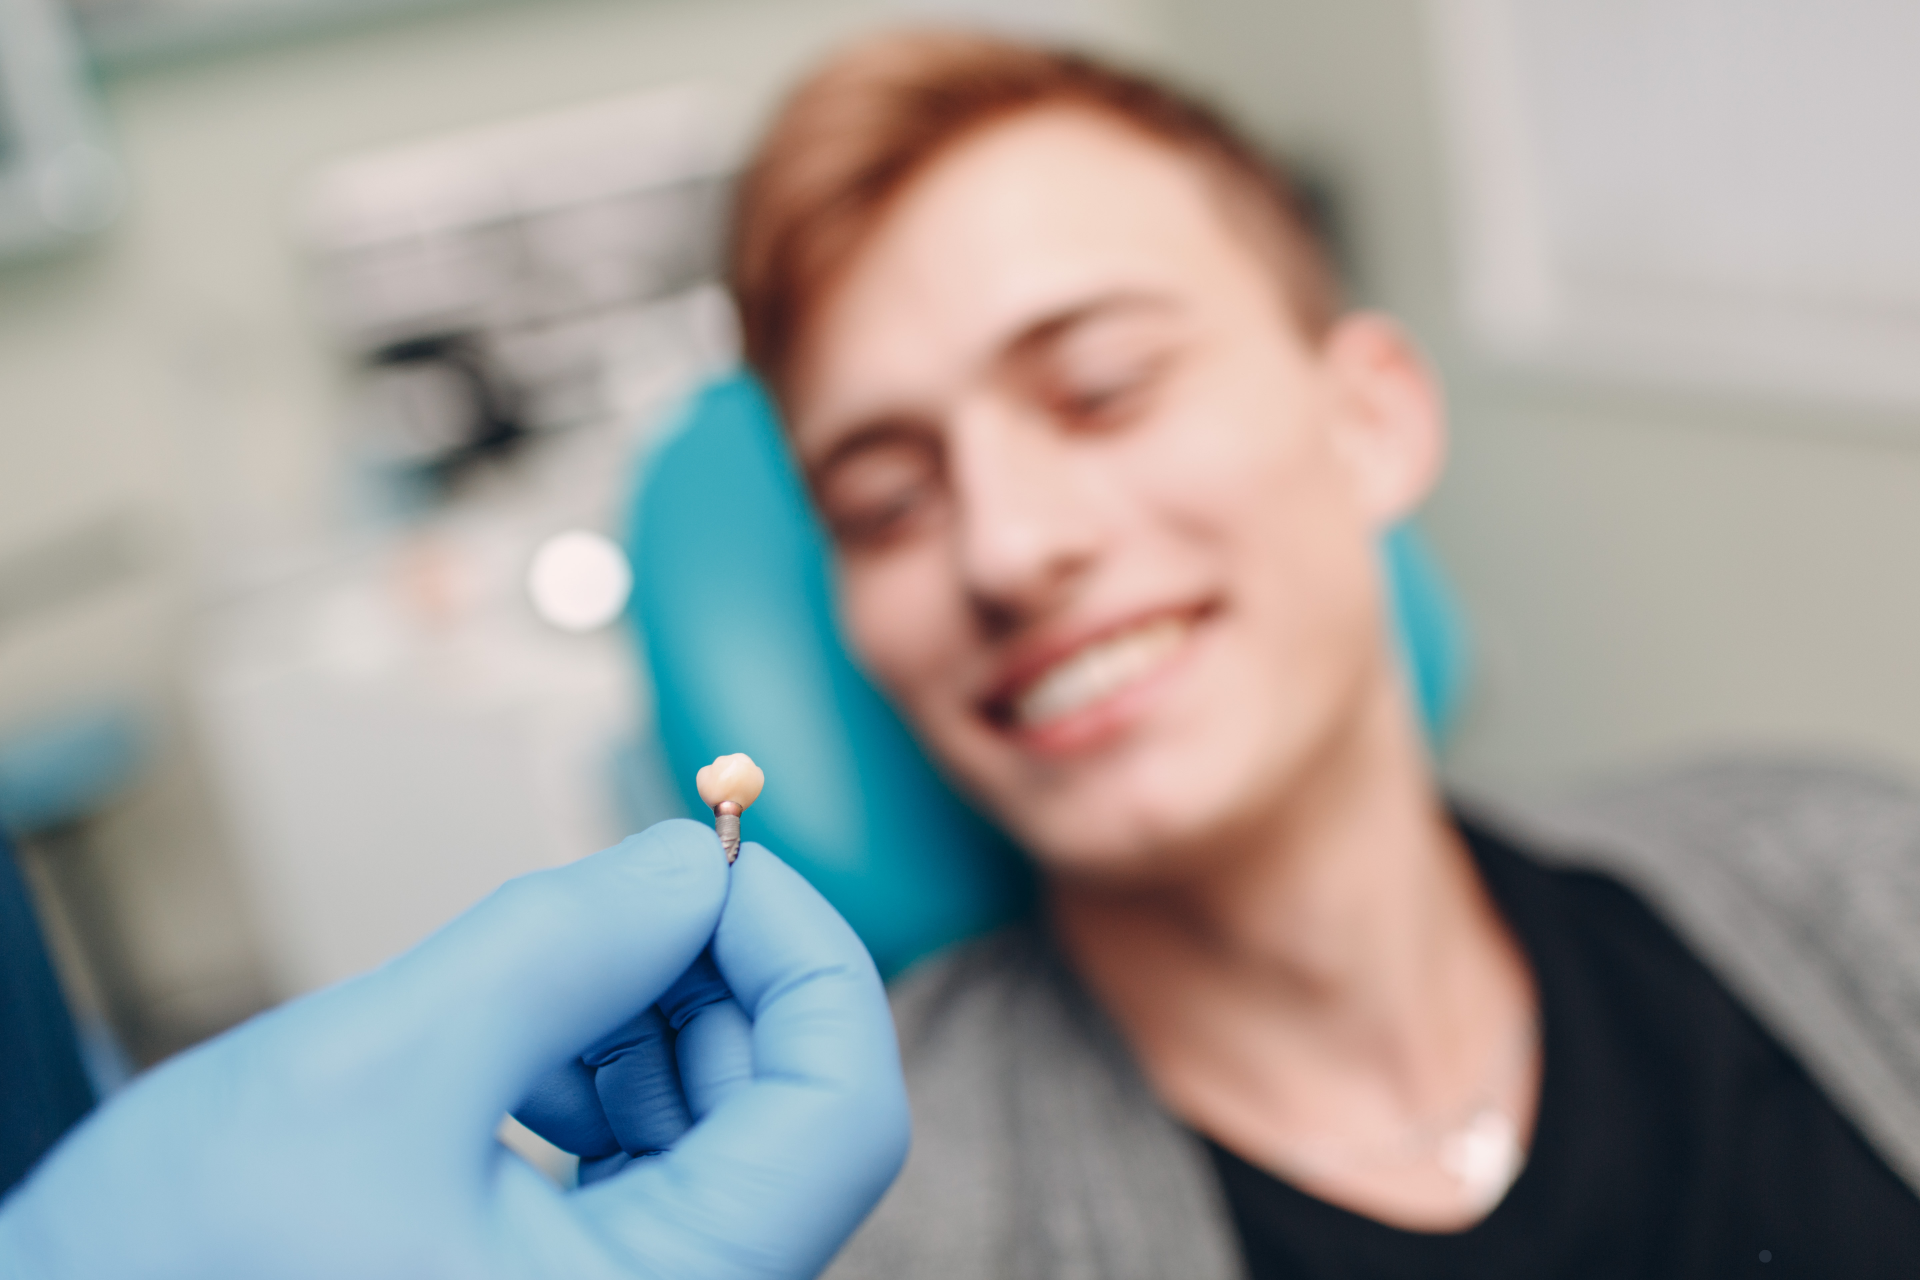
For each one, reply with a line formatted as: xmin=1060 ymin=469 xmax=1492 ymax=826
xmin=996 ymin=613 xmax=1196 ymax=733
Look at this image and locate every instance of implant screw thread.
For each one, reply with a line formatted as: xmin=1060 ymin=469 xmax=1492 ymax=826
xmin=714 ymin=801 xmax=743 ymax=864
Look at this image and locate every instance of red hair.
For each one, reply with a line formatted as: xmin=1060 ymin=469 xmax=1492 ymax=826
xmin=728 ymin=28 xmax=1342 ymax=410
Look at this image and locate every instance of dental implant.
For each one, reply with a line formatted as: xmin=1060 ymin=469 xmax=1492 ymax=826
xmin=696 ymin=752 xmax=764 ymax=864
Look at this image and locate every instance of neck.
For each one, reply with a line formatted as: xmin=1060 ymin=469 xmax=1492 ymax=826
xmin=1047 ymin=666 xmax=1537 ymax=1226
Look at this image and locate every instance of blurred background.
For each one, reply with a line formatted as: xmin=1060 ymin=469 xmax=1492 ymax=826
xmin=3 ymin=0 xmax=1919 ymax=1075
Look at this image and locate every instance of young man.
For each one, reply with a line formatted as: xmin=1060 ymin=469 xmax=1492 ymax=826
xmin=729 ymin=30 xmax=1920 ymax=1277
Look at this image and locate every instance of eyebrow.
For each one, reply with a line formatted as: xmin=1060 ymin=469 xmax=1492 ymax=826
xmin=1000 ymin=290 xmax=1179 ymax=365
xmin=802 ymin=290 xmax=1181 ymax=480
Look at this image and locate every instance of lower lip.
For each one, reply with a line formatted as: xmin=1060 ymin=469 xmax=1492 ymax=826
xmin=1002 ymin=617 xmax=1208 ymax=757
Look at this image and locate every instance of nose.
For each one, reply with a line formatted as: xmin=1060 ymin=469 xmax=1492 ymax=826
xmin=947 ymin=399 xmax=1103 ymax=635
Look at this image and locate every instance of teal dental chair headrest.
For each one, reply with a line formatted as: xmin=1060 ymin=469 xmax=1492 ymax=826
xmin=625 ymin=373 xmax=1468 ymax=978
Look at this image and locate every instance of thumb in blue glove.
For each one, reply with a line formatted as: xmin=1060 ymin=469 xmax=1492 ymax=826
xmin=0 ymin=819 xmax=910 ymax=1280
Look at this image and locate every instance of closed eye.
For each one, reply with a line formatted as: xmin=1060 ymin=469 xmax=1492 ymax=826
xmin=809 ymin=431 xmax=946 ymax=551
xmin=1047 ymin=354 xmax=1169 ymax=428
xmin=1010 ymin=299 xmax=1183 ymax=432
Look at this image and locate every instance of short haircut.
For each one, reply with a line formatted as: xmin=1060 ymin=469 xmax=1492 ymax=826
xmin=728 ymin=28 xmax=1343 ymax=411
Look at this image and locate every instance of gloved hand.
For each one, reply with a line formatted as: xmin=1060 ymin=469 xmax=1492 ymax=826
xmin=0 ymin=819 xmax=909 ymax=1279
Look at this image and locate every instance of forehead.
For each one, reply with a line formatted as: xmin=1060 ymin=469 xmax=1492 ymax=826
xmin=789 ymin=107 xmax=1270 ymax=432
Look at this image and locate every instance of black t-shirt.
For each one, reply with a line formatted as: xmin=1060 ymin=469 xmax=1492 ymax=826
xmin=1205 ymin=817 xmax=1920 ymax=1278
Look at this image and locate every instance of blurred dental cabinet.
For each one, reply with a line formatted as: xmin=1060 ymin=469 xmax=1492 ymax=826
xmin=198 ymin=85 xmax=738 ymax=998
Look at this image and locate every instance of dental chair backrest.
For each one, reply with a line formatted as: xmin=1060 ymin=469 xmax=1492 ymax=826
xmin=624 ymin=373 xmax=1470 ymax=979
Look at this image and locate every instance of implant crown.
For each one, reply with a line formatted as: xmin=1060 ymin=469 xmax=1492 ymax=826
xmin=697 ymin=752 xmax=764 ymax=811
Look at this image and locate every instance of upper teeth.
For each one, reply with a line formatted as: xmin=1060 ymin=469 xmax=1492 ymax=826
xmin=1013 ymin=617 xmax=1190 ymax=729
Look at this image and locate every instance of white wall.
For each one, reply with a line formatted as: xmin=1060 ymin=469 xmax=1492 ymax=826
xmin=1158 ymin=0 xmax=1920 ymax=799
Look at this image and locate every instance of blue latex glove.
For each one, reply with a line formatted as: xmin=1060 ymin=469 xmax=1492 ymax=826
xmin=0 ymin=820 xmax=909 ymax=1279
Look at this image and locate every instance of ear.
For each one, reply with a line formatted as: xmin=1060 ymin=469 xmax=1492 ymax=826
xmin=1320 ymin=313 xmax=1446 ymax=529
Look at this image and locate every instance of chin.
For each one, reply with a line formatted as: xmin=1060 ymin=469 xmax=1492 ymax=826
xmin=997 ymin=734 xmax=1284 ymax=885
xmin=1017 ymin=805 xmax=1232 ymax=886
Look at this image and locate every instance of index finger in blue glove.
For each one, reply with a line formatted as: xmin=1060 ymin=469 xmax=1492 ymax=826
xmin=661 ymin=953 xmax=754 ymax=1123
xmin=513 ymin=947 xmax=746 ymax=1161
xmin=514 ymin=1056 xmax=622 ymax=1160
xmin=586 ymin=1005 xmax=693 ymax=1155
xmin=577 ymin=842 xmax=910 ymax=1278
xmin=551 ymin=971 xmax=762 ymax=1158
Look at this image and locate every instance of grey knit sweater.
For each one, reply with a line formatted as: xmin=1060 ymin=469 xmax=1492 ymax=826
xmin=826 ymin=759 xmax=1920 ymax=1280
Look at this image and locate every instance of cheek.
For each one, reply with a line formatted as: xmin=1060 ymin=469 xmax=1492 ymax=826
xmin=1129 ymin=357 xmax=1340 ymax=556
xmin=838 ymin=545 xmax=968 ymax=714
xmin=1209 ymin=422 xmax=1378 ymax=660
xmin=1135 ymin=359 xmax=1382 ymax=722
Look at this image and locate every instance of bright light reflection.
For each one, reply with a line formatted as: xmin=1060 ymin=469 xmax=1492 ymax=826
xmin=527 ymin=530 xmax=632 ymax=633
